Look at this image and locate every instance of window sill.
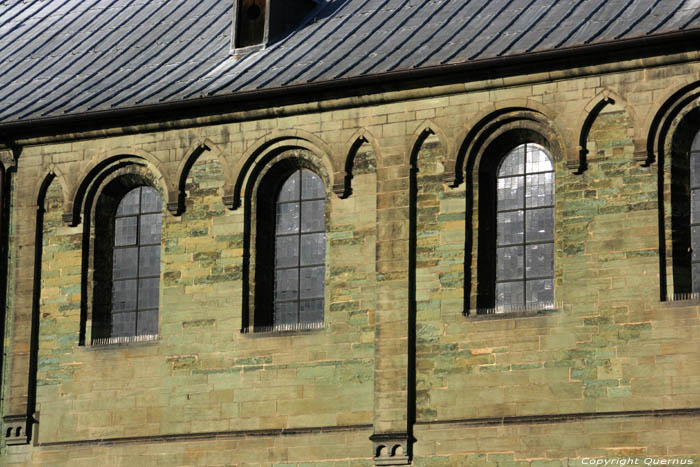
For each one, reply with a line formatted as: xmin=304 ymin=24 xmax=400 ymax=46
xmin=467 ymin=307 xmax=562 ymax=321
xmin=241 ymin=322 xmax=326 ymax=337
xmin=231 ymin=43 xmax=264 ymax=57
xmin=660 ymin=296 xmax=700 ymax=308
xmin=89 ymin=334 xmax=159 ymax=348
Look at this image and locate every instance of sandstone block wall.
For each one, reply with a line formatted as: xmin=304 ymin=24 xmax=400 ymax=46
xmin=2 ymin=54 xmax=700 ymax=465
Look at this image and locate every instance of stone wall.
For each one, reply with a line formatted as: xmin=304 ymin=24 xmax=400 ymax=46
xmin=2 ymin=54 xmax=700 ymax=465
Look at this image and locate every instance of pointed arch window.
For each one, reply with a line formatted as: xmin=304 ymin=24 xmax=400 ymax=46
xmin=272 ymin=169 xmax=326 ymax=328
xmin=495 ymin=144 xmax=554 ymax=311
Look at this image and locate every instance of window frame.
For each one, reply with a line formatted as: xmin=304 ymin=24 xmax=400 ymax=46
xmin=494 ymin=143 xmax=555 ymax=312
xmin=272 ymin=168 xmax=327 ymax=329
xmin=108 ymin=186 xmax=162 ymax=341
xmin=246 ymin=153 xmax=329 ymax=333
xmin=476 ymin=138 xmax=557 ymax=315
xmin=87 ymin=171 xmax=164 ymax=346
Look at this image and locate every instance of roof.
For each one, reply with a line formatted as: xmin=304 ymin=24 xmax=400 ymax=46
xmin=1 ymin=0 xmax=700 ymax=125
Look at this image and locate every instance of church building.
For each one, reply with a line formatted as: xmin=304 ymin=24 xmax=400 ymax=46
xmin=1 ymin=0 xmax=700 ymax=465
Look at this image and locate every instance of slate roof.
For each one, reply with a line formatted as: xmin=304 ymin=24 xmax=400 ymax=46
xmin=1 ymin=0 xmax=700 ymax=125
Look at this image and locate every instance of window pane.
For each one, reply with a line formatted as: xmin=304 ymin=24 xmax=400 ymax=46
xmin=497 ymin=211 xmax=524 ymax=246
xmin=111 ymin=312 xmax=136 ymax=337
xmin=115 ymin=217 xmax=137 ymax=246
xmin=525 ymin=172 xmax=554 ymax=208
xmin=497 ymin=176 xmax=524 ymax=211
xmin=113 ymin=247 xmax=138 ymax=279
xmin=139 ymin=245 xmax=161 ymax=276
xmin=275 ymin=269 xmax=298 ymax=301
xmin=526 ymin=279 xmax=554 ymax=307
xmin=300 ymin=299 xmax=323 ymax=325
xmin=277 ymin=202 xmax=300 ymax=234
xmin=112 ymin=279 xmax=137 ymax=312
xmin=693 ymin=226 xmax=700 ymax=262
xmin=279 ymin=171 xmax=300 ymax=202
xmin=140 ymin=213 xmax=162 ymax=244
xmin=692 ymin=190 xmax=700 ymax=224
xmin=302 ymin=170 xmax=325 ymax=199
xmin=691 ymin=152 xmax=700 ymax=188
xmin=116 ymin=188 xmax=140 ymax=216
xmin=301 ymin=233 xmax=326 ymax=265
xmin=498 ymin=146 xmax=525 ymax=176
xmin=138 ymin=278 xmax=159 ymax=310
xmin=526 ymin=145 xmax=553 ymax=173
xmin=496 ymin=281 xmax=524 ymax=309
xmin=137 ymin=310 xmax=158 ymax=336
xmin=276 ymin=235 xmax=299 ymax=268
xmin=526 ymin=208 xmax=554 ymax=242
xmin=300 ymin=266 xmax=325 ymax=299
xmin=693 ymin=263 xmax=700 ymax=294
xmin=274 ymin=302 xmax=297 ymax=327
xmin=496 ymin=246 xmax=524 ymax=281
xmin=140 ymin=186 xmax=161 ymax=213
xmin=301 ymin=200 xmax=325 ymax=232
xmin=526 ymin=243 xmax=554 ymax=278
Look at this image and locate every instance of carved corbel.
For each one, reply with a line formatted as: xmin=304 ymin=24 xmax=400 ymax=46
xmin=370 ymin=433 xmax=414 ymax=466
xmin=3 ymin=414 xmax=29 ymax=445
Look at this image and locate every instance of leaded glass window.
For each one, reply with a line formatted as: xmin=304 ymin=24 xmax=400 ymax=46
xmin=273 ymin=169 xmax=326 ymax=328
xmin=496 ymin=144 xmax=554 ymax=311
xmin=691 ymin=131 xmax=700 ymax=293
xmin=110 ymin=186 xmax=161 ymax=338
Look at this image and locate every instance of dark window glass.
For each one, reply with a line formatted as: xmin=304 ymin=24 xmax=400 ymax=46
xmin=236 ymin=0 xmax=266 ymax=48
xmin=496 ymin=144 xmax=554 ymax=311
xmin=273 ymin=169 xmax=326 ymax=328
xmin=691 ymin=133 xmax=700 ymax=292
xmin=110 ymin=186 xmax=161 ymax=338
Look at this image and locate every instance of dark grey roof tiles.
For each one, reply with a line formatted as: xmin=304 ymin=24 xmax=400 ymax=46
xmin=2 ymin=0 xmax=700 ymax=124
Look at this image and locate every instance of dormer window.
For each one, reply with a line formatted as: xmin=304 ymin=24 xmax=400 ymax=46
xmin=232 ymin=0 xmax=317 ymax=53
xmin=236 ymin=0 xmax=266 ymax=49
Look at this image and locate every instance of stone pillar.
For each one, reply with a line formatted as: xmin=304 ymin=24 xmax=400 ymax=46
xmin=3 ymin=168 xmax=43 ymax=445
xmin=371 ymin=148 xmax=412 ymax=465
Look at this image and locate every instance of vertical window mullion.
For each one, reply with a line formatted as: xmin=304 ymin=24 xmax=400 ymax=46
xmin=522 ymin=146 xmax=528 ymax=307
xmin=297 ymin=169 xmax=302 ymax=324
xmin=134 ymin=188 xmax=141 ymax=335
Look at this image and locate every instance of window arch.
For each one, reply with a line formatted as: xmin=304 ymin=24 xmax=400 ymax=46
xmin=253 ymin=162 xmax=327 ymax=331
xmin=92 ymin=184 xmax=162 ymax=344
xmin=478 ymin=142 xmax=555 ymax=313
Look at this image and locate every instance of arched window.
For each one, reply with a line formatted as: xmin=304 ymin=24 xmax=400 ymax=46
xmin=690 ymin=131 xmax=700 ymax=293
xmin=495 ymin=143 xmax=554 ymax=311
xmin=271 ymin=169 xmax=326 ymax=329
xmin=93 ymin=186 xmax=161 ymax=343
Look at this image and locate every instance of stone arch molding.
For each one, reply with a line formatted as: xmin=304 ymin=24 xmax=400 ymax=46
xmin=407 ymin=120 xmax=452 ymax=182
xmin=228 ymin=129 xmax=337 ymax=210
xmin=571 ymin=88 xmax=640 ymax=173
xmin=34 ymin=165 xmax=70 ymax=214
xmin=171 ymin=138 xmax=234 ymax=215
xmin=339 ymin=127 xmax=382 ymax=198
xmin=642 ymin=76 xmax=700 ymax=166
xmin=64 ymin=148 xmax=172 ymax=226
xmin=456 ymin=102 xmax=567 ymax=185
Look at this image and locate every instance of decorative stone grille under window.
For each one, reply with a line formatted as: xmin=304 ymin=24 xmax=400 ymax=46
xmin=94 ymin=186 xmax=161 ymax=344
xmin=495 ymin=143 xmax=555 ymax=312
xmin=273 ymin=169 xmax=326 ymax=330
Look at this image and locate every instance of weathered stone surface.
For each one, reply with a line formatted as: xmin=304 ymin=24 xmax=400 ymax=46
xmin=3 ymin=54 xmax=700 ymax=466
